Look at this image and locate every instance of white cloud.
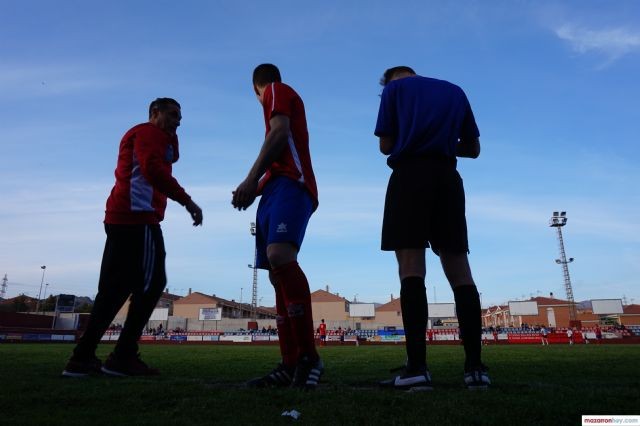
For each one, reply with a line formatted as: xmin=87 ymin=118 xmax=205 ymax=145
xmin=0 ymin=63 xmax=121 ymax=98
xmin=468 ymin=193 xmax=640 ymax=243
xmin=555 ymin=24 xmax=640 ymax=66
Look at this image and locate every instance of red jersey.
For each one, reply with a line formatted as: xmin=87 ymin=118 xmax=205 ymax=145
xmin=319 ymin=323 xmax=327 ymax=336
xmin=258 ymin=82 xmax=318 ymax=209
xmin=104 ymin=122 xmax=191 ymax=224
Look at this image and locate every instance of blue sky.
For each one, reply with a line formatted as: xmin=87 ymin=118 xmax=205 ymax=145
xmin=1 ymin=1 xmax=639 ymax=309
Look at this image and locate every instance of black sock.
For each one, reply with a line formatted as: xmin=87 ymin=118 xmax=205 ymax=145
xmin=453 ymin=285 xmax=482 ymax=371
xmin=400 ymin=277 xmax=428 ymax=371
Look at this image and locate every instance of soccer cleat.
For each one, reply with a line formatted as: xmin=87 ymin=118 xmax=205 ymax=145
xmin=464 ymin=364 xmax=491 ymax=390
xmin=101 ymin=352 xmax=160 ymax=377
xmin=61 ymin=356 xmax=103 ymax=378
xmin=292 ymin=356 xmax=324 ymax=390
xmin=246 ymin=363 xmax=295 ymax=388
xmin=379 ymin=365 xmax=433 ymax=391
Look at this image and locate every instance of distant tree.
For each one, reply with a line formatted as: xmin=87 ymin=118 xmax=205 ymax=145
xmin=12 ymin=295 xmax=31 ymax=312
xmin=42 ymin=295 xmax=56 ymax=312
xmin=76 ymin=303 xmax=93 ymax=313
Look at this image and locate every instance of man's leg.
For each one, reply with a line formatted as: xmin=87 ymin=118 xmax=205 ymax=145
xmin=269 ymin=271 xmax=298 ymax=367
xmin=114 ymin=225 xmax=166 ymax=359
xmin=268 ymin=242 xmax=323 ymax=389
xmin=440 ymin=251 xmax=482 ymax=371
xmin=268 ymin=243 xmax=318 ymax=363
xmin=395 ymin=248 xmax=428 ymax=371
xmin=258 ymin=179 xmax=321 ymax=388
xmin=72 ymin=225 xmax=138 ymax=360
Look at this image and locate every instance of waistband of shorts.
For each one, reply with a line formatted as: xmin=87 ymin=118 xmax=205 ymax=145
xmin=390 ymin=152 xmax=457 ymax=169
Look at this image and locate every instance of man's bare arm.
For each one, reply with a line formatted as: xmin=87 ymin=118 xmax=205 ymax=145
xmin=379 ymin=136 xmax=395 ymax=155
xmin=231 ymin=115 xmax=290 ymax=210
xmin=456 ymin=137 xmax=480 ymax=159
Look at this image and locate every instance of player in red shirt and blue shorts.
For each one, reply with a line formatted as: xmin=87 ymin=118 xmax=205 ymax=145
xmin=233 ymin=64 xmax=322 ymax=390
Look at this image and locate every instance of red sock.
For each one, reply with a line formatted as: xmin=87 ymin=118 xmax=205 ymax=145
xmin=273 ymin=282 xmax=297 ymax=367
xmin=272 ymin=261 xmax=319 ymax=362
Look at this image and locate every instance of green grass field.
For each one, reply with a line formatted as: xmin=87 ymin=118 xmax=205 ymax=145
xmin=1 ymin=343 xmax=639 ymax=425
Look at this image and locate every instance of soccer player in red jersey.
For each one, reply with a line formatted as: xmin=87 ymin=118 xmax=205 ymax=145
xmin=233 ymin=64 xmax=322 ymax=390
xmin=319 ymin=319 xmax=327 ymax=346
xmin=62 ymin=98 xmax=202 ymax=378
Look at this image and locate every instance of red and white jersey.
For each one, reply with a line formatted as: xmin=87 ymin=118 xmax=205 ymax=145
xmin=258 ymin=82 xmax=318 ymax=209
xmin=319 ymin=322 xmax=327 ymax=336
xmin=104 ymin=122 xmax=191 ymax=224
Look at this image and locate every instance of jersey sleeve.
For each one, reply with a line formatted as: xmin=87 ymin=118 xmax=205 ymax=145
xmin=134 ymin=126 xmax=191 ymax=205
xmin=265 ymin=83 xmax=293 ymax=119
xmin=459 ymin=93 xmax=480 ymax=140
xmin=374 ymin=85 xmax=398 ymax=137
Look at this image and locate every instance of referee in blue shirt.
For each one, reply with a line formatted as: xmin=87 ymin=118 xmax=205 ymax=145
xmin=375 ymin=66 xmax=490 ymax=391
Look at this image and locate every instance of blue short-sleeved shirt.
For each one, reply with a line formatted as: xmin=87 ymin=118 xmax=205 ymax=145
xmin=375 ymin=76 xmax=479 ymax=168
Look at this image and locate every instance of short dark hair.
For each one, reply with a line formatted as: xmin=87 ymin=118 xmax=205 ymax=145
xmin=380 ymin=66 xmax=416 ymax=86
xmin=253 ymin=63 xmax=282 ymax=87
xmin=149 ymin=98 xmax=180 ymax=118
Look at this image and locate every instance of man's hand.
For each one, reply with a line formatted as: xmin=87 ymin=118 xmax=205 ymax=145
xmin=232 ymin=177 xmax=258 ymax=210
xmin=185 ymin=199 xmax=203 ymax=226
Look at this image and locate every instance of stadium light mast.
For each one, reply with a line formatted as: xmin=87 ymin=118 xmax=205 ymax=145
xmin=1 ymin=274 xmax=8 ymax=299
xmin=43 ymin=283 xmax=50 ymax=303
xmin=249 ymin=222 xmax=258 ymax=321
xmin=549 ymin=211 xmax=577 ymax=322
xmin=35 ymin=265 xmax=46 ymax=313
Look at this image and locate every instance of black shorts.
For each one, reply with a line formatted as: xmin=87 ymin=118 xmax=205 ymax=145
xmin=381 ymin=155 xmax=469 ymax=254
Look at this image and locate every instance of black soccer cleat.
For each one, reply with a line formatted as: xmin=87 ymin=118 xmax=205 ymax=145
xmin=292 ymin=356 xmax=324 ymax=390
xmin=101 ymin=352 xmax=160 ymax=377
xmin=246 ymin=362 xmax=295 ymax=388
xmin=379 ymin=365 xmax=433 ymax=391
xmin=61 ymin=356 xmax=103 ymax=378
xmin=464 ymin=364 xmax=491 ymax=390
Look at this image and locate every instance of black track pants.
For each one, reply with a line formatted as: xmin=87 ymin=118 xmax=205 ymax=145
xmin=73 ymin=224 xmax=166 ymax=359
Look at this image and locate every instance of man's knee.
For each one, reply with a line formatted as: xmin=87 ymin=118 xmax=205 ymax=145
xmin=396 ymin=249 xmax=426 ymax=279
xmin=287 ymin=303 xmax=305 ymax=318
xmin=439 ymin=251 xmax=475 ymax=287
xmin=267 ymin=243 xmax=298 ymax=269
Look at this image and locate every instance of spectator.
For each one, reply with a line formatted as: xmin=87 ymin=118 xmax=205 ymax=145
xmin=541 ymin=326 xmax=549 ymax=346
xmin=595 ymin=325 xmax=603 ymax=343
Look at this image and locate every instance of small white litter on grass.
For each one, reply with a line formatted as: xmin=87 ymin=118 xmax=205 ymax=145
xmin=281 ymin=410 xmax=301 ymax=420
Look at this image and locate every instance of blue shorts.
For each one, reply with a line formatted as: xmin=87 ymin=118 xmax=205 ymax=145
xmin=255 ymin=177 xmax=313 ymax=270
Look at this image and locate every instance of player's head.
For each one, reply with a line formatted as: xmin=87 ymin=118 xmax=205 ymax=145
xmin=253 ymin=64 xmax=281 ymax=102
xmin=149 ymin=97 xmax=181 ymax=135
xmin=253 ymin=63 xmax=282 ymax=87
xmin=149 ymin=97 xmax=180 ymax=118
xmin=380 ymin=66 xmax=416 ymax=86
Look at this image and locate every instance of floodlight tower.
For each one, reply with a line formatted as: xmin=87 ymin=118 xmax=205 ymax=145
xmin=549 ymin=211 xmax=577 ymax=321
xmin=249 ymin=222 xmax=258 ymax=321
xmin=1 ymin=274 xmax=8 ymax=299
xmin=35 ymin=265 xmax=46 ymax=313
